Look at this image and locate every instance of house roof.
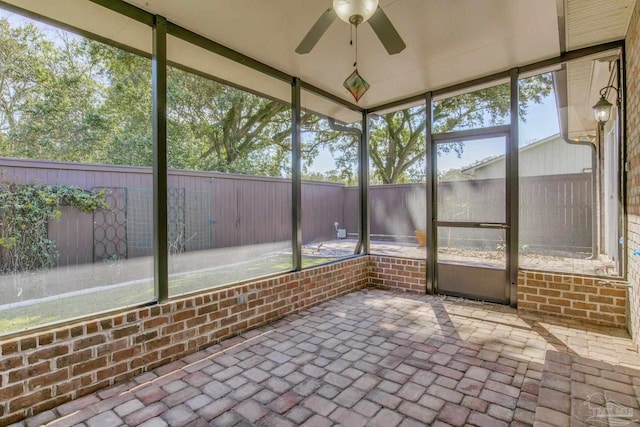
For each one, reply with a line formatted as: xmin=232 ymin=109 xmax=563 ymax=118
xmin=461 ymin=134 xmax=562 ymax=173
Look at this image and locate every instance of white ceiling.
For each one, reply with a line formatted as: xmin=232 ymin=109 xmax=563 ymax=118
xmin=563 ymin=0 xmax=633 ymax=138
xmin=566 ymin=0 xmax=635 ymax=50
xmin=2 ymin=0 xmax=634 ymax=125
xmin=124 ymin=0 xmax=561 ymax=110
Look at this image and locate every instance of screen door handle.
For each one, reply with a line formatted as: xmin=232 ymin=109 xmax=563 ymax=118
xmin=478 ymin=223 xmax=510 ymax=229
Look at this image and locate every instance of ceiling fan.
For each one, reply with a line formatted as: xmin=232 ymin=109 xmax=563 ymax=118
xmin=295 ymin=0 xmax=406 ymax=55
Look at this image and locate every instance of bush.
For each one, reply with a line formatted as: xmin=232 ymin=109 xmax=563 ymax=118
xmin=0 ymin=182 xmax=108 ymax=273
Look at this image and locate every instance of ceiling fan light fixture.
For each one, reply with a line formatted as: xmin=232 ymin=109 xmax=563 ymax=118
xmin=333 ymin=0 xmax=379 ymax=25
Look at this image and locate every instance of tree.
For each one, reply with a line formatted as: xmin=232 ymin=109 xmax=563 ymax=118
xmin=167 ymin=69 xmax=294 ymax=175
xmin=369 ymin=106 xmax=426 ymax=184
xmin=9 ymin=33 xmax=109 ymax=162
xmin=85 ymin=41 xmax=153 ymax=166
xmin=333 ymin=78 xmax=552 ymax=184
xmin=0 ymin=18 xmax=54 ymax=153
xmin=438 ymin=168 xmax=472 ymax=182
xmin=166 ymin=69 xmax=351 ymax=177
xmin=0 ymin=15 xmax=327 ymax=176
xmin=0 ymin=13 xmax=553 ymax=184
xmin=0 ymin=17 xmax=153 ymax=165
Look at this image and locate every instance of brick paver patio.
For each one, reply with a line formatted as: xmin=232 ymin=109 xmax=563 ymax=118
xmin=13 ymin=289 xmax=640 ymax=427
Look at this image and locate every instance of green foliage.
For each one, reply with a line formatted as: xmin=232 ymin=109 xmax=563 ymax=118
xmin=369 ymin=105 xmax=427 ymax=184
xmin=0 ymin=17 xmax=152 ymax=165
xmin=0 ymin=19 xmax=52 ymax=134
xmin=438 ymin=168 xmax=472 ymax=182
xmin=363 ymin=77 xmax=553 ymax=184
xmin=85 ymin=41 xmax=153 ymax=166
xmin=0 ymin=14 xmax=553 ymax=185
xmin=0 ymin=183 xmax=108 ymax=273
xmin=167 ymin=67 xmax=295 ymax=175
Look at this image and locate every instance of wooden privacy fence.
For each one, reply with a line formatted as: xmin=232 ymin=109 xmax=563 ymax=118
xmin=344 ymin=173 xmax=593 ymax=253
xmin=0 ymin=158 xmax=592 ymax=266
xmin=519 ymin=173 xmax=592 ymax=253
xmin=0 ymin=158 xmax=348 ymax=266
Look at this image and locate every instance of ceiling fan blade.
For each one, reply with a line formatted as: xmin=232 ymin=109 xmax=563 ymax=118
xmin=295 ymin=8 xmax=337 ymax=54
xmin=368 ymin=6 xmax=406 ymax=55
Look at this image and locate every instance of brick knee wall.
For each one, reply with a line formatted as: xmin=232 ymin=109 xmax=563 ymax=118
xmin=366 ymin=256 xmax=630 ymax=330
xmin=517 ymin=270 xmax=628 ymax=328
xmin=0 ymin=257 xmax=368 ymax=425
xmin=368 ymin=255 xmax=427 ymax=293
xmin=0 ymin=254 xmax=632 ymax=424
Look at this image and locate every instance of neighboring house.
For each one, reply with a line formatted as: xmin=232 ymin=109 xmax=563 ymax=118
xmin=452 ymin=133 xmax=597 ymax=256
xmin=461 ymin=134 xmax=592 ymax=178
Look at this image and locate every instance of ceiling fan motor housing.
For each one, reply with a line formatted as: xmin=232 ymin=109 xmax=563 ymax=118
xmin=296 ymin=0 xmax=405 ymax=57
xmin=333 ymin=0 xmax=379 ymax=25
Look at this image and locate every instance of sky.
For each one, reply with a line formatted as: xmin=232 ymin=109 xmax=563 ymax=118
xmin=308 ymin=91 xmax=561 ymax=175
xmin=520 ymin=93 xmax=561 ymax=143
xmin=436 ymin=93 xmax=560 ymax=172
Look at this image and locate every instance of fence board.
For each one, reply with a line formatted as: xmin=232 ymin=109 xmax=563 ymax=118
xmin=343 ymin=187 xmax=359 ymax=238
xmin=302 ymin=181 xmax=345 ymax=244
xmin=0 ymin=159 xmax=303 ymax=265
xmin=0 ymin=158 xmax=593 ymax=267
xmin=344 ymin=173 xmax=592 ymax=253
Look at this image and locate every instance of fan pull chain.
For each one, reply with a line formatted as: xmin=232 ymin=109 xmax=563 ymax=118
xmin=353 ymin=25 xmax=358 ymax=67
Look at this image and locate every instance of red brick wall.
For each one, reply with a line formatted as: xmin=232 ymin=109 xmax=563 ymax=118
xmin=0 ymin=257 xmax=368 ymax=425
xmin=626 ymin=0 xmax=640 ymax=348
xmin=517 ymin=271 xmax=628 ymax=328
xmin=367 ymin=254 xmax=631 ymax=329
xmin=367 ymin=255 xmax=630 ymax=329
xmin=0 ymin=251 xmax=633 ymax=424
xmin=368 ymin=255 xmax=427 ymax=293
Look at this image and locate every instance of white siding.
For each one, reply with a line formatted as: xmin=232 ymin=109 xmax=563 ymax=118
xmin=469 ymin=136 xmax=592 ymax=179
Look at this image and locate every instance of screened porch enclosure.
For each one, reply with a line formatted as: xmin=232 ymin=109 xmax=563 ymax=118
xmin=0 ymin=0 xmax=636 ymax=426
xmin=0 ymin=0 xmax=626 ymax=334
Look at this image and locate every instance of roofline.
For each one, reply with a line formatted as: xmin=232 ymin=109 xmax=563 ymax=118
xmin=461 ymin=133 xmax=562 ymax=172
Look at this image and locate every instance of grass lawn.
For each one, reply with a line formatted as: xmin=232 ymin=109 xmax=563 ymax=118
xmin=0 ymin=254 xmax=335 ymax=335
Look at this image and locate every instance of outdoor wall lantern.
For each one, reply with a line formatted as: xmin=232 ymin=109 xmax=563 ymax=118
xmin=592 ymin=85 xmax=620 ymax=129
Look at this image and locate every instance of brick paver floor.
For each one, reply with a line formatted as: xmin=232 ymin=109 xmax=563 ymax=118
xmin=13 ymin=289 xmax=640 ymax=427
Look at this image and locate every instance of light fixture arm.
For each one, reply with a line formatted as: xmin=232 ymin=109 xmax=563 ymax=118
xmin=599 ymin=85 xmax=620 ymax=105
